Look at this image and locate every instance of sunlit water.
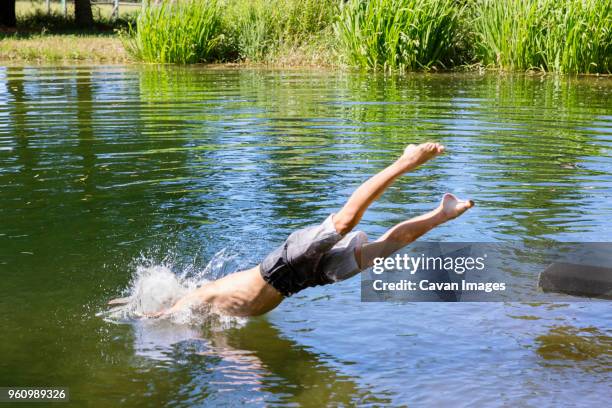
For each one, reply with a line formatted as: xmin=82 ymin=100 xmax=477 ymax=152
xmin=0 ymin=66 xmax=610 ymax=407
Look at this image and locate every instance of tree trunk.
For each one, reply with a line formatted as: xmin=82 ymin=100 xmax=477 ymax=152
xmin=74 ymin=0 xmax=94 ymax=27
xmin=0 ymin=0 xmax=17 ymax=27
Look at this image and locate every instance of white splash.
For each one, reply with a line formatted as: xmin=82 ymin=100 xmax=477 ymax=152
xmin=99 ymin=249 xmax=246 ymax=328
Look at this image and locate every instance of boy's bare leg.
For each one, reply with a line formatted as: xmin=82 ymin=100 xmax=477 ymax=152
xmin=357 ymin=193 xmax=474 ymax=268
xmin=333 ymin=143 xmax=445 ymax=234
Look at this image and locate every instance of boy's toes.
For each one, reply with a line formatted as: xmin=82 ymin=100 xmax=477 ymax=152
xmin=424 ymin=142 xmax=445 ymax=154
xmin=458 ymin=200 xmax=474 ymax=212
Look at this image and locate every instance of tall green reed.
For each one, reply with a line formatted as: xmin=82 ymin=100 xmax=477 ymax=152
xmin=471 ymin=0 xmax=611 ymax=73
xmin=335 ymin=0 xmax=466 ymax=71
xmin=122 ymin=0 xmax=224 ymax=64
xmin=225 ymin=0 xmax=338 ymax=62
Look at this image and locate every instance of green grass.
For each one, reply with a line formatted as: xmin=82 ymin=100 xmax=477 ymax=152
xmin=122 ymin=0 xmax=224 ymax=63
xmin=0 ymin=34 xmax=129 ymax=62
xmin=223 ymin=0 xmax=291 ymax=62
xmin=0 ymin=1 xmax=132 ymax=63
xmin=121 ymin=0 xmax=338 ymax=64
xmin=227 ymin=0 xmax=338 ymax=62
xmin=471 ymin=0 xmax=612 ymax=73
xmin=335 ymin=0 xmax=466 ymax=71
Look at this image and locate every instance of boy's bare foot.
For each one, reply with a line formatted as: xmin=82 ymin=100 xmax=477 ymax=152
xmin=439 ymin=193 xmax=474 ymax=221
xmin=397 ymin=142 xmax=445 ymax=171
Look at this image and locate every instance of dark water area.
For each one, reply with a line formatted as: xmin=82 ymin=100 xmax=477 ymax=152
xmin=0 ymin=66 xmax=610 ymax=406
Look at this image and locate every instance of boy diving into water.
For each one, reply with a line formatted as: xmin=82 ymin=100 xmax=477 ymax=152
xmin=110 ymin=143 xmax=474 ymax=318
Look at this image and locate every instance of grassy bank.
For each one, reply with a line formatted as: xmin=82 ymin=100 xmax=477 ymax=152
xmin=0 ymin=0 xmax=133 ymax=63
xmin=2 ymin=0 xmax=611 ymax=72
xmin=123 ymin=0 xmax=340 ymax=65
xmin=122 ymin=0 xmax=611 ymax=73
xmin=0 ymin=34 xmax=128 ymax=63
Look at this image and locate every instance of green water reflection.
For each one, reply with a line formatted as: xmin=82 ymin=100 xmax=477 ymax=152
xmin=0 ymin=66 xmax=610 ymax=406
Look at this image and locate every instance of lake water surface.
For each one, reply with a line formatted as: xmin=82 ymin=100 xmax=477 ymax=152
xmin=0 ymin=66 xmax=611 ymax=406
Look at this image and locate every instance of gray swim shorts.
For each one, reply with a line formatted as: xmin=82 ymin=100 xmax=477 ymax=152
xmin=260 ymin=214 xmax=368 ymax=297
